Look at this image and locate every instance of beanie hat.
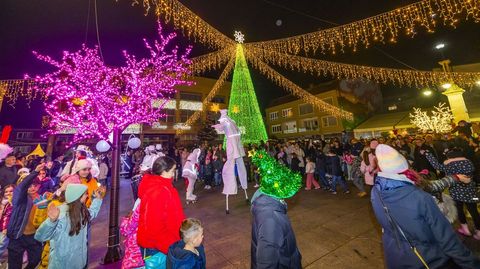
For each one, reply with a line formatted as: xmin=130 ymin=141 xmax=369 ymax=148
xmin=17 ymin=167 xmax=30 ymax=176
xmin=65 ymin=184 xmax=88 ymax=203
xmin=72 ymin=159 xmax=93 ymax=175
xmin=369 ymin=140 xmax=379 ymax=149
xmin=376 ymin=144 xmax=408 ymax=174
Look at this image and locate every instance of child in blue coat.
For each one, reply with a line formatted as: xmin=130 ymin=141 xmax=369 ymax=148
xmin=167 ymin=218 xmax=206 ymax=269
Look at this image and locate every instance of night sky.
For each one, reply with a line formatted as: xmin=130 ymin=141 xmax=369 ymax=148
xmin=1 ymin=0 xmax=480 ymax=128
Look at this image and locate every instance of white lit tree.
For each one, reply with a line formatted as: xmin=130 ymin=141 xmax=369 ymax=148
xmin=409 ymin=103 xmax=454 ymax=133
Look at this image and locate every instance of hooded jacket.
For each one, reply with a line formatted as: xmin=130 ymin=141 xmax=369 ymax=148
xmin=371 ymin=175 xmax=480 ymax=269
xmin=166 ymin=240 xmax=206 ymax=269
xmin=251 ymin=190 xmax=302 ymax=269
xmin=137 ymin=174 xmax=185 ymax=253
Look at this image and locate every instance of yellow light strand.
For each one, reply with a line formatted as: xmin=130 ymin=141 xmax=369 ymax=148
xmin=247 ymin=0 xmax=479 ymax=55
xmin=190 ymin=45 xmax=236 ymax=75
xmin=177 ymin=53 xmax=236 ymax=134
xmin=243 ymin=50 xmax=354 ymax=121
xmin=245 ymin=46 xmax=480 ymax=88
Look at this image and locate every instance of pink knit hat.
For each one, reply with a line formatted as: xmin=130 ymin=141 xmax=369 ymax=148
xmin=370 ymin=140 xmax=379 ymax=149
xmin=376 ymin=144 xmax=408 ymax=174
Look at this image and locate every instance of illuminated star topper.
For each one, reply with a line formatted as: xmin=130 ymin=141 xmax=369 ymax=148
xmin=234 ymin=31 xmax=245 ymax=44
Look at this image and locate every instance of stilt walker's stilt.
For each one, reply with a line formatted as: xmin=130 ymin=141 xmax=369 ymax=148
xmin=226 ymin=194 xmax=230 ymax=214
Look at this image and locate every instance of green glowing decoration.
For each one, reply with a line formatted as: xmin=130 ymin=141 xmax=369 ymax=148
xmin=249 ymin=149 xmax=302 ymax=199
xmin=227 ymin=44 xmax=268 ymax=145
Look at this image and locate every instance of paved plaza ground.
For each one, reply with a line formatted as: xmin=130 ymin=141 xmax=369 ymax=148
xmin=84 ymin=178 xmax=480 ymax=269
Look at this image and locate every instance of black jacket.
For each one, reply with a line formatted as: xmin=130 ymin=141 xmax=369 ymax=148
xmin=0 ymin=165 xmax=18 ymax=188
xmin=251 ymin=191 xmax=302 ymax=269
xmin=326 ymin=155 xmax=343 ymax=176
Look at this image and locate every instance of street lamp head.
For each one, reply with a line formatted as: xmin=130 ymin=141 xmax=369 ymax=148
xmin=435 ymin=43 xmax=445 ymax=50
xmin=423 ymin=89 xmax=433 ymax=96
xmin=441 ymin=83 xmax=452 ymax=89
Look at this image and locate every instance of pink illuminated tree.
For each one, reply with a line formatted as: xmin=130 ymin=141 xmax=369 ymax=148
xmin=27 ymin=23 xmax=193 ymax=264
xmin=28 ymin=23 xmax=192 ymax=142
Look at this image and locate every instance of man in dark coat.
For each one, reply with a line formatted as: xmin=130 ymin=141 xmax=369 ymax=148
xmin=0 ymin=153 xmax=18 ymax=188
xmin=372 ymin=144 xmax=480 ymax=269
xmin=251 ymin=190 xmax=302 ymax=269
xmin=413 ymin=138 xmax=436 ymax=173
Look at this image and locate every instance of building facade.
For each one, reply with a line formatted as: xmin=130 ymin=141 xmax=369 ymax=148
xmin=265 ymin=83 xmax=349 ymax=140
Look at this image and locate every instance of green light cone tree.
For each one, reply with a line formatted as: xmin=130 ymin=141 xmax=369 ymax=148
xmin=227 ymin=44 xmax=268 ymax=145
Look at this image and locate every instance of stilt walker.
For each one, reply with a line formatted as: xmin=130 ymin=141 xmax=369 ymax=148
xmin=183 ymin=148 xmax=201 ymax=204
xmin=213 ymin=109 xmax=248 ymax=214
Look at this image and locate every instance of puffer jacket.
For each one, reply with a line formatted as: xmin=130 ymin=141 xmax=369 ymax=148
xmin=425 ymin=152 xmax=477 ymax=203
xmin=371 ymin=175 xmax=480 ymax=269
xmin=137 ymin=174 xmax=185 ymax=254
xmin=166 ymin=240 xmax=206 ymax=269
xmin=34 ymin=198 xmax=102 ymax=269
xmin=251 ymin=190 xmax=302 ymax=269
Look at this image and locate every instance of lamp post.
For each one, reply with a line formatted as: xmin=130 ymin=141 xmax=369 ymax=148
xmin=437 ymin=59 xmax=470 ymax=122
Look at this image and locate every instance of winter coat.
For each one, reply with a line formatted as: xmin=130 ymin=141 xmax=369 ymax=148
xmin=360 ymin=154 xmax=377 ymax=186
xmin=326 ymin=155 xmax=342 ymax=176
xmin=137 ymin=174 xmax=185 ymax=254
xmin=34 ymin=198 xmax=102 ymax=269
xmin=7 ymin=171 xmax=38 ymax=240
xmin=290 ymin=157 xmax=300 ymax=174
xmin=0 ymin=165 xmax=18 ymax=188
xmin=120 ymin=202 xmax=144 ymax=269
xmin=305 ymin=162 xmax=315 ymax=174
xmin=38 ymin=177 xmax=55 ymax=195
xmin=0 ymin=201 xmax=12 ymax=231
xmin=413 ymin=145 xmax=436 ymax=172
xmin=351 ymin=156 xmax=363 ymax=180
xmin=251 ymin=190 xmax=302 ymax=269
xmin=98 ymin=163 xmax=108 ymax=181
xmin=212 ymin=159 xmax=223 ymax=173
xmin=166 ymin=240 xmax=206 ymax=269
xmin=425 ymin=152 xmax=478 ymax=203
xmin=314 ymin=153 xmax=326 ymax=173
xmin=371 ymin=174 xmax=480 ymax=269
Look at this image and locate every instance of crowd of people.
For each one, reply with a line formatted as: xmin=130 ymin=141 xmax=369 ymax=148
xmin=0 ymin=118 xmax=480 ymax=268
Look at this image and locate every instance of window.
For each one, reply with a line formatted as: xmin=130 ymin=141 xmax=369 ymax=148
xmin=269 ymin=111 xmax=279 ymax=121
xmin=282 ymin=108 xmax=292 ymax=118
xmin=179 ymin=92 xmax=202 ymax=101
xmin=302 ymin=118 xmax=319 ymax=131
xmin=322 ymin=97 xmax=334 ymax=105
xmin=160 ymin=109 xmax=176 ymax=123
xmin=180 ymin=110 xmax=195 ymax=122
xmin=388 ymin=104 xmax=398 ymax=111
xmin=283 ymin=121 xmax=297 ymax=133
xmin=321 ymin=116 xmax=338 ymax=127
xmin=299 ymin=104 xmax=314 ymax=115
xmin=211 ymin=95 xmax=226 ymax=104
xmin=271 ymin=124 xmax=282 ymax=133
xmin=16 ymin=132 xmax=33 ymax=139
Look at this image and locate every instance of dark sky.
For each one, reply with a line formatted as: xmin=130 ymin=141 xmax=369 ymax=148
xmin=1 ymin=0 xmax=479 ymax=128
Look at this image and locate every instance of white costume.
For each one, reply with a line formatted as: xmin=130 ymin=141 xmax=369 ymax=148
xmin=213 ymin=110 xmax=248 ymax=213
xmin=140 ymin=145 xmax=158 ymax=172
xmin=182 ymin=148 xmax=200 ymax=201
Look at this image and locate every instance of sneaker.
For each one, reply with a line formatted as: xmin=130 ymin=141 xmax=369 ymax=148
xmin=305 ymin=188 xmax=311 ymax=191
xmin=254 ymin=184 xmax=260 ymax=188
xmin=344 ymin=190 xmax=350 ymax=194
xmin=331 ymin=191 xmax=337 ymax=195
xmin=314 ymin=187 xmax=321 ymax=190
xmin=204 ymin=185 xmax=209 ymax=190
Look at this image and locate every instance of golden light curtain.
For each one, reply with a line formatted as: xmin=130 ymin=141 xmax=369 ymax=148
xmin=190 ymin=45 xmax=236 ymax=75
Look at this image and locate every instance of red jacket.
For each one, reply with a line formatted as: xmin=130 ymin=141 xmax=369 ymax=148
xmin=137 ymin=174 xmax=185 ymax=253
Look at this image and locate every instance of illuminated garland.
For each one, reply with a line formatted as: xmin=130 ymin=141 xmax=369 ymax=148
xmin=249 ymin=0 xmax=480 ymax=54
xmin=177 ymin=54 xmax=236 ymax=134
xmin=190 ymin=45 xmax=235 ymax=75
xmin=227 ymin=45 xmax=268 ymax=144
xmin=0 ymin=79 xmax=45 ymax=108
xmin=245 ymin=46 xmax=480 ymax=88
xmin=133 ymin=0 xmax=235 ymax=49
xmin=249 ymin=149 xmax=302 ymax=199
xmin=410 ymin=102 xmax=454 ymax=133
xmin=244 ymin=50 xmax=354 ymax=121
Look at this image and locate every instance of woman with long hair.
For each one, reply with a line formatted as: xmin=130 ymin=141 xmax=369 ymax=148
xmin=34 ymin=184 xmax=105 ymax=269
xmin=137 ymin=156 xmax=185 ymax=259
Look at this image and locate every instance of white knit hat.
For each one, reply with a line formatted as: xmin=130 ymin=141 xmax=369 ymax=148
xmin=376 ymin=144 xmax=408 ymax=174
xmin=72 ymin=159 xmax=93 ymax=175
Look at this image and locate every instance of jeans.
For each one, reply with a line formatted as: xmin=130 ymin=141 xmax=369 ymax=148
xmin=315 ymin=170 xmax=329 ymax=189
xmin=214 ymin=172 xmax=222 ymax=186
xmin=8 ymin=234 xmax=42 ymax=269
xmin=331 ymin=175 xmax=348 ymax=192
xmin=0 ymin=232 xmax=8 ymax=257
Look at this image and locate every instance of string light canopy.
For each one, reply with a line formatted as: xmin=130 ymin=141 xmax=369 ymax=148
xmin=26 ymin=23 xmax=192 ymax=142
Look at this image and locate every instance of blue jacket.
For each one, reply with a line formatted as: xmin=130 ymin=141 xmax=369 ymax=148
xmin=34 ymin=198 xmax=102 ymax=269
xmin=251 ymin=190 xmax=302 ymax=269
xmin=166 ymin=240 xmax=206 ymax=269
xmin=7 ymin=171 xmax=39 ymax=240
xmin=371 ymin=176 xmax=480 ymax=269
